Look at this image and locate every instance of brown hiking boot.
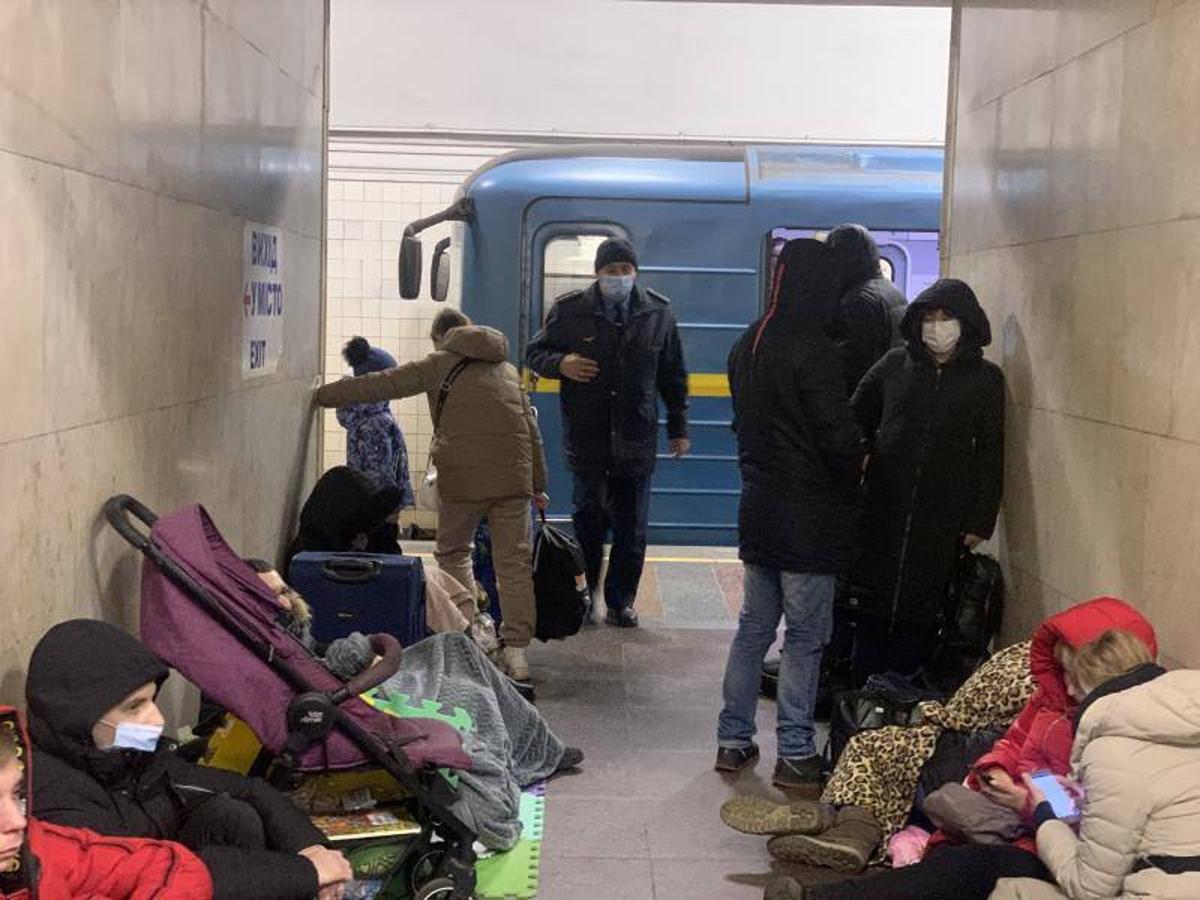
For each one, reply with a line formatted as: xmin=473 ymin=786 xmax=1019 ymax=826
xmin=719 ymin=796 xmax=836 ymax=836
xmin=766 ymin=805 xmax=881 ymax=874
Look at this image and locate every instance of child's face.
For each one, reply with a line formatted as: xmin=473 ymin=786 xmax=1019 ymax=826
xmin=0 ymin=761 xmax=27 ymax=871
xmin=256 ymin=568 xmax=300 ymax=614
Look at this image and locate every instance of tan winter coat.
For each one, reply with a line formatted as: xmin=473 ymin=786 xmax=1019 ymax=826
xmin=316 ymin=326 xmax=547 ymax=503
xmin=990 ymin=669 xmax=1200 ymax=900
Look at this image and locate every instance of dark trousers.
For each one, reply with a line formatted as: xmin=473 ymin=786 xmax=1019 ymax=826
xmin=178 ymin=795 xmax=267 ymax=850
xmin=571 ymin=469 xmax=651 ymax=611
xmin=810 ymin=843 xmax=1051 ymax=900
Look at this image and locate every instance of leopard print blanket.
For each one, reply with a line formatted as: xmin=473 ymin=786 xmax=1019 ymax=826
xmin=821 ymin=642 xmax=1034 ymax=845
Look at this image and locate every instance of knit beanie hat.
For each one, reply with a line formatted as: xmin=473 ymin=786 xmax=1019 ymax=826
xmin=594 ymin=238 xmax=638 ymax=273
xmin=343 ymin=336 xmax=397 ymax=376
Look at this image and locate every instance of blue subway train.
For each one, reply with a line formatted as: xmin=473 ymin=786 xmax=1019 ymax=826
xmin=400 ymin=144 xmax=943 ymax=545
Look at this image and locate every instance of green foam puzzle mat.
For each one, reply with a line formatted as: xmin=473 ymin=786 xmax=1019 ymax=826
xmin=475 ymin=785 xmax=545 ymax=899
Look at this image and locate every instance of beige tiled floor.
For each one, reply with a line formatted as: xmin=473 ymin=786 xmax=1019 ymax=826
xmin=527 ymin=613 xmax=841 ymax=899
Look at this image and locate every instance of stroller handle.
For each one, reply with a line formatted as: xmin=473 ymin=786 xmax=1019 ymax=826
xmin=104 ymin=494 xmax=160 ymax=552
xmin=332 ymin=632 xmax=403 ymax=703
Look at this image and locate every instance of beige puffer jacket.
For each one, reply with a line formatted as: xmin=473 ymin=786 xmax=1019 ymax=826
xmin=991 ymin=669 xmax=1200 ymax=900
xmin=316 ymin=326 xmax=547 ymax=503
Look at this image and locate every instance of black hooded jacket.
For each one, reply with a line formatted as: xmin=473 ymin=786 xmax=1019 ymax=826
xmin=849 ymin=278 xmax=1005 ymax=624
xmin=728 ymin=239 xmax=865 ymax=573
xmin=827 ymin=225 xmax=908 ymax=395
xmin=287 ymin=465 xmax=403 ymax=573
xmin=26 ymin=620 xmax=325 ymax=900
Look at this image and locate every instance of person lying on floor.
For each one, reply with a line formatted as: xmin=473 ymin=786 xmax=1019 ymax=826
xmin=720 ymin=597 xmax=1157 ymax=900
xmin=0 ymin=705 xmax=212 ymax=899
xmin=249 ymin=560 xmax=584 ymax=851
xmin=989 ymin=631 xmax=1200 ymax=900
xmin=24 ymin=620 xmax=353 ymax=900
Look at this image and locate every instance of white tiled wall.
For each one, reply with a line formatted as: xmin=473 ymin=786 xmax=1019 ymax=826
xmin=324 ymin=179 xmax=463 ymax=529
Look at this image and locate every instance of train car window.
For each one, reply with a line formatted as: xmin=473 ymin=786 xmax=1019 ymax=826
xmin=765 ymin=227 xmax=940 ymax=308
xmin=542 ymin=235 xmax=609 ymax=322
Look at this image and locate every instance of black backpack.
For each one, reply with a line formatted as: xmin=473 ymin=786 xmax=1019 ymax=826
xmin=532 ymin=517 xmax=589 ymax=642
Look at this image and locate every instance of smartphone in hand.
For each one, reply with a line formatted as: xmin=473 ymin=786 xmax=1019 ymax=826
xmin=1031 ymin=771 xmax=1080 ymax=820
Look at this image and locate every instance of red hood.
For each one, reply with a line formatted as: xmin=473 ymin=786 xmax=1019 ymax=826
xmin=1030 ymin=597 xmax=1157 ymax=708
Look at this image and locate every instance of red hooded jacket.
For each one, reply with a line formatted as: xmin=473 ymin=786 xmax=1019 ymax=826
xmin=928 ymin=597 xmax=1157 ymax=856
xmin=0 ymin=708 xmax=211 ymax=900
xmin=971 ymin=597 xmax=1157 ymax=780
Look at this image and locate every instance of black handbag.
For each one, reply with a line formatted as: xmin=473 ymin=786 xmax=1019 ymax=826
xmin=827 ymin=674 xmax=942 ymax=768
xmin=532 ymin=515 xmax=589 ymax=642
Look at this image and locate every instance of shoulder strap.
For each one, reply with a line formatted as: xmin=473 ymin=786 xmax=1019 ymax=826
xmin=433 ymin=357 xmax=474 ymax=429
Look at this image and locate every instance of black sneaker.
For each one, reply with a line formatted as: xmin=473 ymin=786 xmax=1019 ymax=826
xmin=605 ymin=607 xmax=639 ymax=628
xmin=714 ymin=743 xmax=760 ymax=772
xmin=555 ymin=746 xmax=585 ymax=772
xmin=773 ymin=755 xmax=824 ymax=790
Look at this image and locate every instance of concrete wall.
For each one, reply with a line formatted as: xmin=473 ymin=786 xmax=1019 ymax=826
xmin=0 ymin=0 xmax=328 ymax=706
xmin=945 ymin=0 xmax=1200 ymax=667
xmin=331 ymin=0 xmax=952 ymax=144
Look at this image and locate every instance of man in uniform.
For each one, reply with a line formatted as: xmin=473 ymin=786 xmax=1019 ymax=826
xmin=527 ymin=238 xmax=689 ymax=627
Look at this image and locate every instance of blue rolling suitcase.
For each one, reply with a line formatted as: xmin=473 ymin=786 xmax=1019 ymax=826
xmin=289 ymin=552 xmax=428 ymax=646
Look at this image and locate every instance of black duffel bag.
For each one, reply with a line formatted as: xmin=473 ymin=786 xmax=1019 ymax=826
xmin=826 ymin=673 xmax=944 ymax=768
xmin=532 ymin=516 xmax=589 ymax=642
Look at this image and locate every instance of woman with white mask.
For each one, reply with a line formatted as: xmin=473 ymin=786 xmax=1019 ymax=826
xmin=846 ymin=278 xmax=1005 ymax=682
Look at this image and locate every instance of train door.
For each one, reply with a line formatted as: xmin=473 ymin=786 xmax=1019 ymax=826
xmin=522 ymin=199 xmax=756 ymax=546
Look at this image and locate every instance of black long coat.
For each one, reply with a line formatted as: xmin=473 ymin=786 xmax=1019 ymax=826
xmin=730 ymin=239 xmax=864 ymax=574
xmin=850 ymin=279 xmax=1005 ymax=625
xmin=526 ymin=283 xmax=689 ymax=477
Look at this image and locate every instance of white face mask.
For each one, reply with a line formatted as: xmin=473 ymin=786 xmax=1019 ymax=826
xmin=922 ymin=317 xmax=961 ymax=356
xmin=100 ymin=720 xmax=164 ymax=753
xmin=598 ymin=274 xmax=635 ymax=305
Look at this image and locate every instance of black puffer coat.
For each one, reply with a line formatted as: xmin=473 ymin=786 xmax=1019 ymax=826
xmin=526 ymin=283 xmax=689 ymax=476
xmin=729 ymin=239 xmax=864 ymax=573
xmin=26 ymin=620 xmax=325 ymax=900
xmin=850 ymin=278 xmax=1005 ymax=624
xmin=827 ymin=224 xmax=909 ymax=395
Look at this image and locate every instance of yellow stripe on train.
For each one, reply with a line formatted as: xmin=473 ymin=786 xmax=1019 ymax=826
xmin=524 ymin=372 xmax=730 ymax=398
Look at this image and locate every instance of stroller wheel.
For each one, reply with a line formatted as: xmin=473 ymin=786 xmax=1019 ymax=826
xmin=409 ymin=847 xmax=446 ymax=893
xmin=415 ymin=876 xmax=470 ymax=899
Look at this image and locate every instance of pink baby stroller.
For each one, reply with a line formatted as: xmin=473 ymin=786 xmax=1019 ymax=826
xmin=105 ymin=494 xmax=479 ymax=900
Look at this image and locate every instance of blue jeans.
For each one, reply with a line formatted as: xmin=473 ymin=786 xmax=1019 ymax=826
xmin=718 ymin=566 xmax=835 ymax=759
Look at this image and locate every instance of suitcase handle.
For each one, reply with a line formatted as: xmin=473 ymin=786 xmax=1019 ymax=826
xmin=321 ymin=557 xmax=383 ymax=583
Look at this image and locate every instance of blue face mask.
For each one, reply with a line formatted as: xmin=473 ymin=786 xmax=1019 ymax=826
xmin=103 ymin=720 xmax=164 ymax=753
xmin=598 ymin=274 xmax=635 ymax=305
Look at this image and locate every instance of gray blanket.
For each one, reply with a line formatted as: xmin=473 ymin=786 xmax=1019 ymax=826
xmin=327 ymin=631 xmax=565 ymax=850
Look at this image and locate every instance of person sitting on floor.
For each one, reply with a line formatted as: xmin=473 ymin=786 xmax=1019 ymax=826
xmin=287 ymin=466 xmax=405 ymax=569
xmin=0 ymin=705 xmax=212 ymax=899
xmin=989 ymin=630 xmax=1200 ymax=900
xmin=25 ymin=619 xmax=353 ymax=900
xmin=721 ymin=597 xmax=1157 ymax=900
